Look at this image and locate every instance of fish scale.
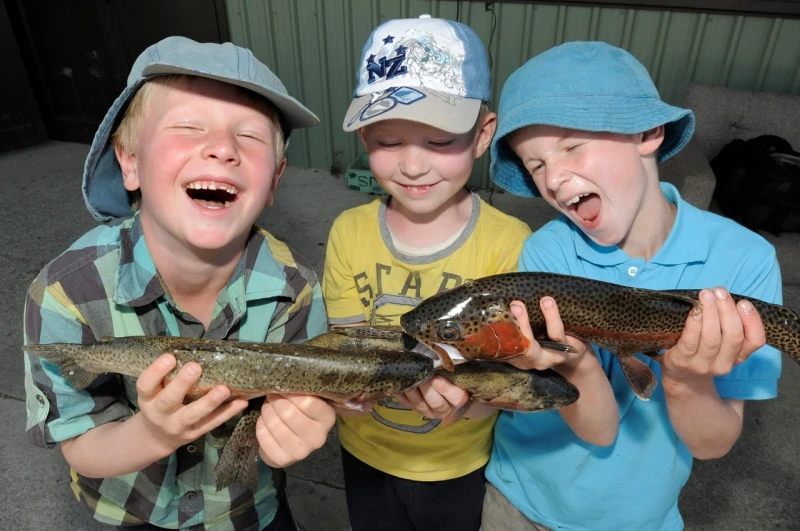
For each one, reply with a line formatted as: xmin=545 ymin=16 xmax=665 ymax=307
xmin=400 ymin=272 xmax=800 ymax=400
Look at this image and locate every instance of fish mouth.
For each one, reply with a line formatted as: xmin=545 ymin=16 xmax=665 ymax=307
xmin=184 ymin=180 xmax=240 ymax=210
xmin=411 ymin=341 xmax=466 ymax=369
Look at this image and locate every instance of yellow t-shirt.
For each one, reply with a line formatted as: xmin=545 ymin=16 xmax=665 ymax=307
xmin=322 ymin=193 xmax=532 ymax=481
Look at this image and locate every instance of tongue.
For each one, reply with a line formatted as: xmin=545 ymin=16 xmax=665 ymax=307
xmin=575 ymin=194 xmax=600 ymax=222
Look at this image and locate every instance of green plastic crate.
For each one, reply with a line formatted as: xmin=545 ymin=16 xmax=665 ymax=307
xmin=345 ymin=153 xmax=386 ymax=195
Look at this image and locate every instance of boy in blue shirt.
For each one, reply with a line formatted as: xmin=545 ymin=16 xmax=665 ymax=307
xmin=484 ymin=41 xmax=781 ymax=530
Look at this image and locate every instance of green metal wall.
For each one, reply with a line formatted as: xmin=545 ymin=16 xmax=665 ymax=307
xmin=226 ymin=0 xmax=800 ymax=187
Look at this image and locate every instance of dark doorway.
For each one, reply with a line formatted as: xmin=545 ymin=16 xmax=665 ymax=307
xmin=2 ymin=0 xmax=229 ymax=149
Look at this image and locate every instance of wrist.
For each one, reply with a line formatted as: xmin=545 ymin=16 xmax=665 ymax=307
xmin=130 ymin=412 xmax=180 ymax=459
xmin=661 ymin=371 xmax=716 ymax=399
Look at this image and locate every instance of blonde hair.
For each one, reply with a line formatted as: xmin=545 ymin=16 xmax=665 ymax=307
xmin=112 ymin=75 xmax=286 ymax=211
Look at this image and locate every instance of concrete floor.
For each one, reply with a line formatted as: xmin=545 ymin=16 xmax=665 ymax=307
xmin=1 ymin=141 xmax=798 ymax=531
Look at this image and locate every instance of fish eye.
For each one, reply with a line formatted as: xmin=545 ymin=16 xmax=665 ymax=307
xmin=437 ymin=322 xmax=461 ymax=342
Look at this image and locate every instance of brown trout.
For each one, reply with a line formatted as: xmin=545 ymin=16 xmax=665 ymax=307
xmin=23 ymin=336 xmax=434 ymax=491
xmin=399 ymin=272 xmax=800 ymax=400
xmin=307 ymin=326 xmax=580 ymax=415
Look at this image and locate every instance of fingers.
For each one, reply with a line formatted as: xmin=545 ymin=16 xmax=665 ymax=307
xmin=135 ymin=354 xmax=176 ymax=401
xmin=736 ymin=299 xmax=766 ymax=364
xmin=397 ymin=378 xmax=468 ymax=419
xmin=256 ymin=394 xmax=335 ymax=468
xmin=668 ymin=288 xmax=764 ymax=378
xmin=508 ymin=298 xmax=573 ymax=370
xmin=540 ymin=297 xmax=567 ymax=344
xmin=154 ymin=361 xmax=205 ymax=412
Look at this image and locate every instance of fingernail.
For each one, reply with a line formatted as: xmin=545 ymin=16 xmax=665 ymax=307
xmin=185 ymin=363 xmax=200 ymax=376
xmin=738 ymin=300 xmax=754 ymax=314
xmin=542 ymin=298 xmax=554 ymax=310
xmin=714 ymin=287 xmax=727 ymax=300
xmin=160 ymin=354 xmax=173 ymax=367
xmin=702 ymin=290 xmax=715 ymax=304
xmin=431 ymin=377 xmax=447 ymax=392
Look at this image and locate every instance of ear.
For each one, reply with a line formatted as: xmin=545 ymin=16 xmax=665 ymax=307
xmin=114 ymin=144 xmax=140 ymax=192
xmin=637 ymin=125 xmax=665 ymax=157
xmin=264 ymin=157 xmax=287 ymax=207
xmin=473 ymin=111 xmax=498 ymax=159
xmin=358 ymin=127 xmax=369 ymax=150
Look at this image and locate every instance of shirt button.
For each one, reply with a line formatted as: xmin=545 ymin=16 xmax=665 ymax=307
xmin=186 ymin=444 xmax=197 ymax=453
xmin=186 ymin=491 xmax=197 ymax=500
xmin=36 ymin=395 xmax=45 ymax=404
xmin=628 ymin=266 xmax=638 ymax=277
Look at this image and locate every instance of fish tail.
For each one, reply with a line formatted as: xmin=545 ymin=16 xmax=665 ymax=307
xmin=22 ymin=344 xmax=99 ymax=390
xmin=751 ymin=299 xmax=800 ymax=363
xmin=215 ymin=404 xmax=262 ymax=492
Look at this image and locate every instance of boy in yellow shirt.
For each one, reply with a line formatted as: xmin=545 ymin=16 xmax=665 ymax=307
xmin=322 ymin=15 xmax=531 ymax=530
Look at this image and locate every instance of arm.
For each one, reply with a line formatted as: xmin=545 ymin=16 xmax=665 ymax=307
xmin=660 ymin=288 xmax=765 ymax=459
xmin=507 ymin=299 xmax=619 ymax=446
xmin=257 ymin=267 xmax=336 ymax=468
xmin=61 ymin=356 xmax=247 ymax=477
xmin=23 ymin=278 xmax=245 ymax=477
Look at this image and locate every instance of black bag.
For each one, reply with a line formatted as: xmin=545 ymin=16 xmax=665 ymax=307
xmin=711 ymin=135 xmax=800 ymax=235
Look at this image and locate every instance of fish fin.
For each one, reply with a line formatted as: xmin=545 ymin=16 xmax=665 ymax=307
xmin=645 ymin=291 xmax=702 ymax=311
xmin=215 ymin=405 xmax=261 ymax=492
xmin=22 ymin=344 xmax=99 ymax=390
xmin=618 ymin=356 xmax=657 ymax=401
xmin=535 ymin=339 xmax=577 ymax=354
xmin=441 ymin=400 xmax=472 ymax=427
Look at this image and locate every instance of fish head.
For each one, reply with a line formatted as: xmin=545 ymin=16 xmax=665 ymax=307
xmin=401 ymin=287 xmax=530 ymax=362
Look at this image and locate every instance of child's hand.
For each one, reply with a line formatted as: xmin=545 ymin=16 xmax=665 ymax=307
xmin=661 ymin=288 xmax=766 ymax=383
xmin=395 ymin=377 xmax=469 ymax=419
xmin=136 ymin=354 xmax=249 ymax=456
xmin=506 ymin=298 xmax=594 ymax=371
xmin=256 ymin=394 xmax=336 ymax=468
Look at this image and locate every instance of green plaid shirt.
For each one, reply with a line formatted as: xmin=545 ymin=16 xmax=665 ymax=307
xmin=23 ymin=213 xmax=327 ymax=530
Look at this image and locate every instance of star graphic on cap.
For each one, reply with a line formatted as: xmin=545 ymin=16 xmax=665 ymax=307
xmin=366 ymin=54 xmax=375 ymax=64
xmin=382 ymin=35 xmax=394 ymax=44
xmin=395 ymin=45 xmax=407 ymax=55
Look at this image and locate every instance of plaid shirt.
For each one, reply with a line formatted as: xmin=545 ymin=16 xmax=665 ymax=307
xmin=23 ymin=213 xmax=327 ymax=530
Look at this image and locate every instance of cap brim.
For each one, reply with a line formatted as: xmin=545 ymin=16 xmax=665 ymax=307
xmin=142 ymin=64 xmax=319 ymax=130
xmin=343 ymin=88 xmax=481 ymax=134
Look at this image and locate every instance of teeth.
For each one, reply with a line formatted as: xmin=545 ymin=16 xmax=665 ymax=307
xmin=565 ymin=193 xmax=589 ymax=206
xmin=186 ymin=181 xmax=239 ymax=194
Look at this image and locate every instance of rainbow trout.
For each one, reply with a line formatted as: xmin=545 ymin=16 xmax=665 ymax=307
xmin=307 ymin=326 xmax=580 ymax=416
xmin=400 ymin=272 xmax=800 ymax=400
xmin=23 ymin=336 xmax=434 ymax=491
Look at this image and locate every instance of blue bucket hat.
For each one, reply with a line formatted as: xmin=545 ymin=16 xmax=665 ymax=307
xmin=490 ymin=41 xmax=695 ymax=198
xmin=83 ymin=36 xmax=319 ymax=222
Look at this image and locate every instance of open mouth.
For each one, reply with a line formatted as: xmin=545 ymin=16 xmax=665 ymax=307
xmin=566 ymin=192 xmax=600 ymax=223
xmin=185 ymin=181 xmax=239 ymax=210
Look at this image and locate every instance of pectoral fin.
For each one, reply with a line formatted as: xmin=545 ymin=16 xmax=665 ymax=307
xmin=440 ymin=400 xmax=472 ymax=427
xmin=215 ymin=403 xmax=262 ymax=492
xmin=618 ymin=355 xmax=658 ymax=401
xmin=535 ymin=339 xmax=577 ymax=353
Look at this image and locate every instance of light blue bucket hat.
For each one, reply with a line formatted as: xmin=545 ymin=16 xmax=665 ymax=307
xmin=490 ymin=41 xmax=695 ymax=198
xmin=83 ymin=36 xmax=319 ymax=222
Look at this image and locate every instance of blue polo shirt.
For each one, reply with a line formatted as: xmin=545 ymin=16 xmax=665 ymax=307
xmin=486 ymin=183 xmax=783 ymax=531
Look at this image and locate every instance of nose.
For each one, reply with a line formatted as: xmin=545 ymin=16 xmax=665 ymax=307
xmin=398 ymin=145 xmax=429 ymax=179
xmin=201 ymin=130 xmax=240 ymax=165
xmin=544 ymin=163 xmax=572 ymax=192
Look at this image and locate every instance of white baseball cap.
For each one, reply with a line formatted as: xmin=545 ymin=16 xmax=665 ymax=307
xmin=343 ymin=15 xmax=491 ymax=134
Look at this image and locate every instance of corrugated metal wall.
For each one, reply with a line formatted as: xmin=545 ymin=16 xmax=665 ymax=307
xmin=226 ymin=0 xmax=800 ymax=187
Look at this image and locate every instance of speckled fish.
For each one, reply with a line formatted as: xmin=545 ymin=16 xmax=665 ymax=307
xmin=23 ymin=336 xmax=434 ymax=491
xmin=306 ymin=326 xmax=580 ymax=417
xmin=400 ymin=272 xmax=800 ymax=401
